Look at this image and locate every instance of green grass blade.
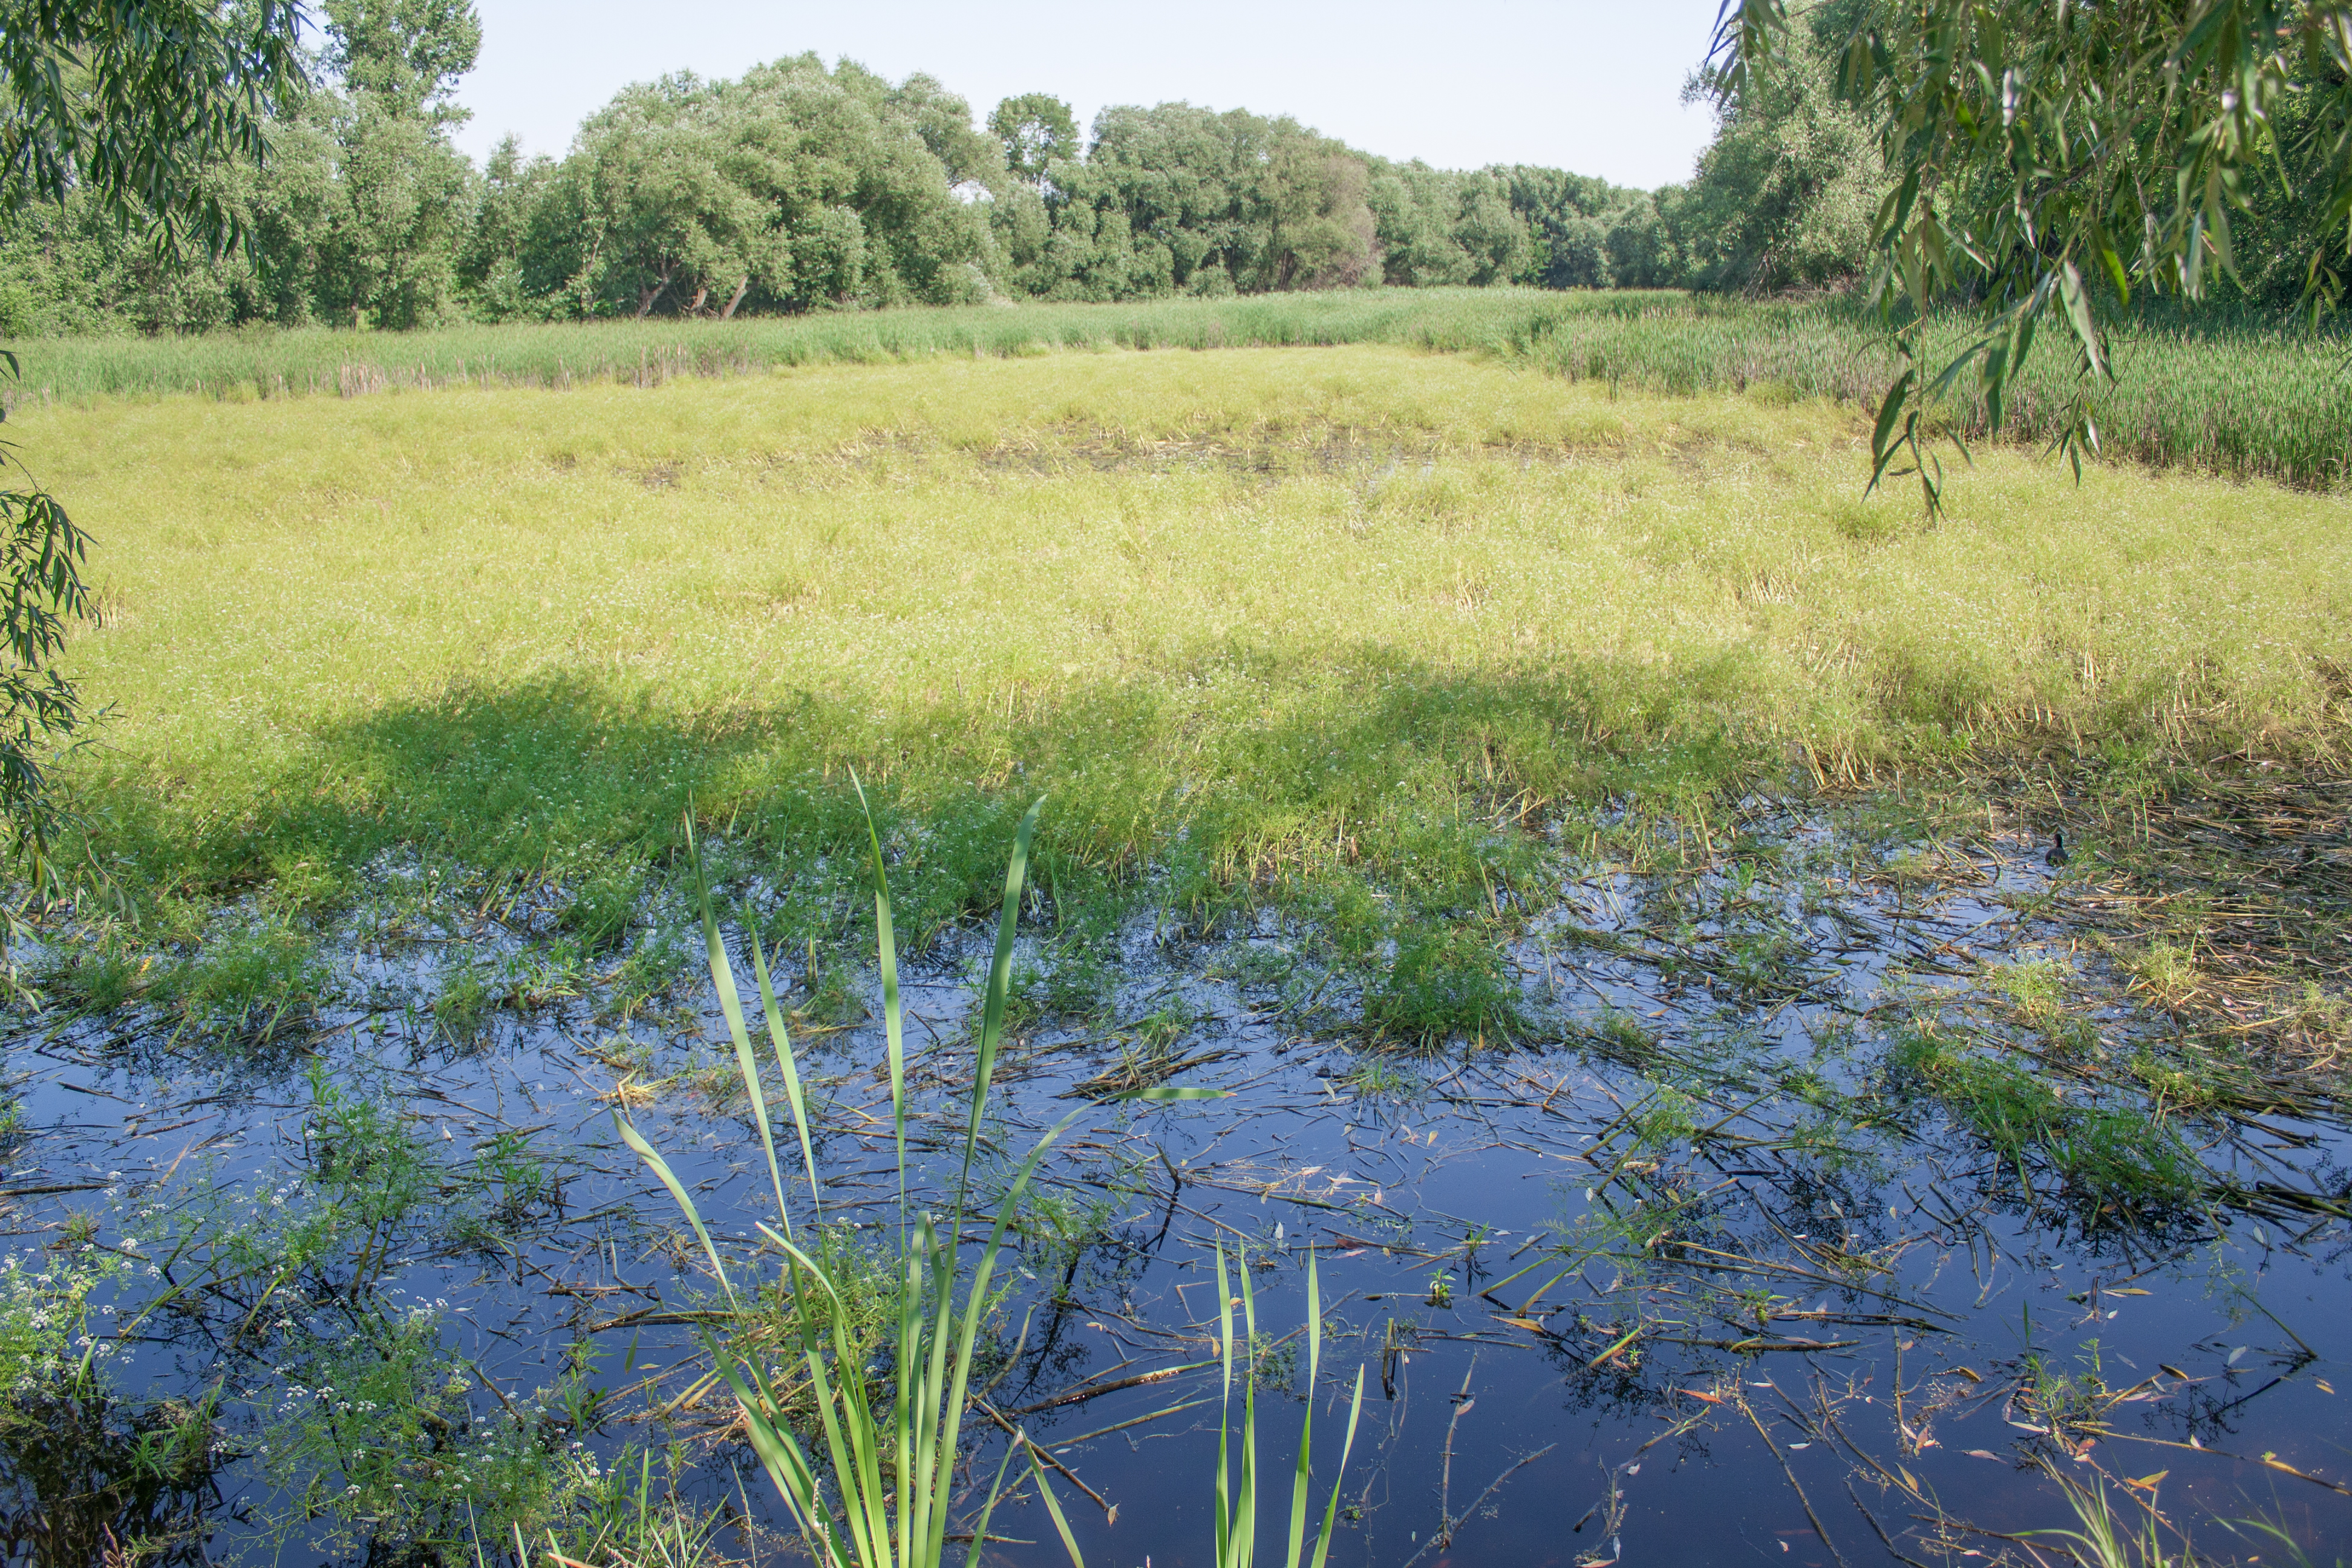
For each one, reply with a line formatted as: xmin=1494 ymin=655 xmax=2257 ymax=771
xmin=685 ymin=817 xmax=797 ymax=1239
xmin=901 ymin=1215 xmax=941 ymax=1568
xmin=1284 ymin=1249 xmax=1321 ymax=1568
xmin=711 ymin=1352 xmax=841 ymax=1563
xmin=1027 ymin=1439 xmax=1089 ymax=1568
xmin=1215 ymin=1242 xmax=1236 ymax=1568
xmin=737 ymin=1247 xmax=881 ymax=1567
xmin=826 ymin=1301 xmax=892 ymax=1568
xmin=614 ymin=1114 xmax=733 ymax=1304
xmin=851 ymin=772 xmax=910 ymax=1226
xmin=1238 ymin=1252 xmax=1260 ymax=1568
xmin=1307 ymin=1368 xmax=1367 ymax=1568
xmin=962 ymin=1436 xmax=1028 ymax=1568
xmin=748 ymin=930 xmax=823 ymax=1224
xmin=959 ymin=797 xmax=1045 ymax=1212
xmin=923 ymin=1105 xmax=1090 ymax=1565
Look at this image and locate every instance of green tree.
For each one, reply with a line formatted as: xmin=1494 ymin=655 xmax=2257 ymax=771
xmin=0 ymin=0 xmax=304 ymax=887
xmin=989 ymin=92 xmax=1077 ymax=187
xmin=522 ymin=56 xmax=995 ymax=319
xmin=312 ymin=0 xmax=482 ymax=327
xmin=1679 ymin=14 xmax=1886 ymax=293
xmin=320 ymin=0 xmax=480 ymax=120
xmin=459 ymin=134 xmax=555 ymax=317
xmin=1717 ymin=0 xmax=2352 ymax=508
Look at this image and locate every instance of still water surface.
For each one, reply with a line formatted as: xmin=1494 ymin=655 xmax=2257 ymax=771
xmin=6 ymin=807 xmax=2345 ymax=1566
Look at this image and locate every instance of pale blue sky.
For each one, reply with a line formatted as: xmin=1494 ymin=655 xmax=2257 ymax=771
xmin=446 ymin=0 xmax=1725 ymax=191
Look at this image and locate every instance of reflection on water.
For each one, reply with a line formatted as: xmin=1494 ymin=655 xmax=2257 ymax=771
xmin=4 ymin=799 xmax=2348 ymax=1566
xmin=0 ymin=1391 xmax=222 ymax=1568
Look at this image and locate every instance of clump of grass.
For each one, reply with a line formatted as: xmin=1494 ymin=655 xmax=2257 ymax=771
xmin=1888 ymin=1030 xmax=2204 ymax=1222
xmin=623 ymin=793 xmax=1362 ymax=1567
xmin=157 ymin=916 xmax=328 ymax=1046
xmin=561 ymin=859 xmax=646 ymax=951
xmin=1339 ymin=1055 xmax=1421 ymax=1099
xmin=433 ymin=958 xmax=494 ymax=1042
xmin=31 ymin=926 xmax=145 ymax=1015
xmin=606 ymin=923 xmax=694 ymax=1018
xmin=2117 ymin=939 xmax=2201 ymax=1010
xmin=1990 ymin=957 xmax=2073 ymax=1025
xmin=555 ymin=1446 xmax=736 ymax=1568
xmin=1361 ymin=924 xmax=1523 ymax=1046
xmin=257 ymin=1305 xmax=607 ymax=1555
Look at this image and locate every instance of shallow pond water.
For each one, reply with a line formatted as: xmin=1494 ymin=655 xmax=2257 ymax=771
xmin=5 ymin=803 xmax=2348 ymax=1568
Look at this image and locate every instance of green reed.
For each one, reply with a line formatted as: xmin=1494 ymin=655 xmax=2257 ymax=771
xmin=621 ymin=788 xmax=1361 ymax=1567
xmin=13 ymin=289 xmax=2341 ymax=485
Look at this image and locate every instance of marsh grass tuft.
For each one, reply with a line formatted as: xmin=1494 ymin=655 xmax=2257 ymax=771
xmin=622 ymin=790 xmax=1363 ymax=1566
xmin=1889 ymin=1030 xmax=2205 ymax=1223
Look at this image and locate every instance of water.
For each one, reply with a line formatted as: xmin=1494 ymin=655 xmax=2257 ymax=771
xmin=5 ymin=803 xmax=2347 ymax=1567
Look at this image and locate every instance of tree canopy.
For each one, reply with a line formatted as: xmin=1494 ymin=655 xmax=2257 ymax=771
xmin=0 ymin=0 xmax=305 ymax=254
xmin=1 ymin=3 xmax=2344 ymax=348
xmin=1716 ymin=0 xmax=2352 ymax=504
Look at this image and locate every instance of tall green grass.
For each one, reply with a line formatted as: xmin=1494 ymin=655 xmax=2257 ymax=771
xmin=7 ymin=287 xmax=2345 ymax=485
xmin=0 ymin=290 xmax=1596 ymax=405
xmin=1480 ymin=297 xmax=2352 ymax=489
xmin=622 ymin=793 xmax=1360 ymax=1565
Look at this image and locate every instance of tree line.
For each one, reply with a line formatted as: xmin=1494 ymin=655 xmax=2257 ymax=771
xmin=1 ymin=0 xmax=2339 ymax=339
xmin=0 ymin=0 xmax=1890 ymax=333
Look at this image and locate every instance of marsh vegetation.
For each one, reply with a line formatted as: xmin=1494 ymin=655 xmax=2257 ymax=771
xmin=2 ymin=324 xmax=2347 ymax=1567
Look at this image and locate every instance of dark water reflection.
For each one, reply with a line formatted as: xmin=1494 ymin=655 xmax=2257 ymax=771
xmin=5 ymin=809 xmax=2348 ymax=1566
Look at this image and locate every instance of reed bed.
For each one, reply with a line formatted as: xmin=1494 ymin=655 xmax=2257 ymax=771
xmin=6 ymin=289 xmax=2345 ymax=486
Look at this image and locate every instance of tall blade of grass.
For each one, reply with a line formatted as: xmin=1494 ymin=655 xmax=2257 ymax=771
xmin=1027 ymin=1440 xmax=1089 ymax=1568
xmin=844 ymin=781 xmax=938 ymax=1568
xmin=1238 ymin=1246 xmax=1261 ymax=1568
xmin=685 ymin=814 xmax=796 ymax=1238
xmin=714 ymin=1357 xmax=840 ymax=1561
xmin=850 ymin=773 xmax=910 ymax=1226
xmin=646 ymin=1188 xmax=852 ymax=1561
xmin=613 ymin=1117 xmax=733 ymax=1302
xmin=960 ymin=797 xmax=1045 ymax=1210
xmin=961 ymin=1434 xmax=1029 ymax=1568
xmin=825 ymin=1268 xmax=892 ymax=1568
xmin=1308 ymin=1369 xmax=1366 ymax=1568
xmin=1284 ymin=1248 xmax=1321 ymax=1568
xmin=922 ymin=1103 xmax=1089 ymax=1566
xmin=748 ymin=932 xmax=823 ymax=1224
xmin=1215 ymin=1242 xmax=1238 ymax=1568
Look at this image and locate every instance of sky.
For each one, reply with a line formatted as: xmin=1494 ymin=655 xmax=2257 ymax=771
xmin=447 ymin=0 xmax=1726 ymax=192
